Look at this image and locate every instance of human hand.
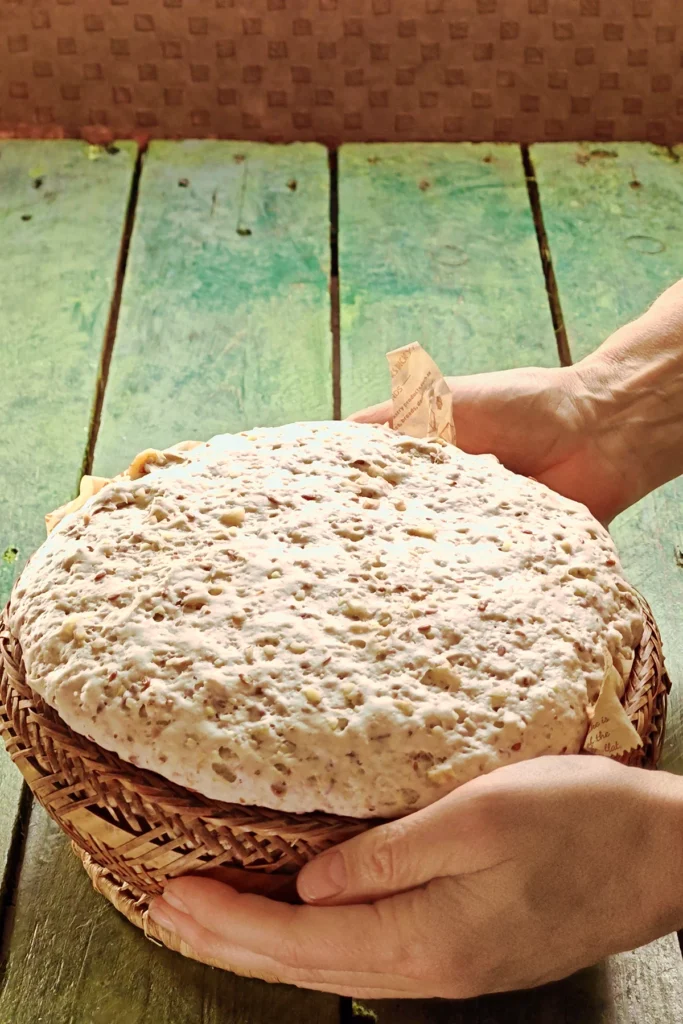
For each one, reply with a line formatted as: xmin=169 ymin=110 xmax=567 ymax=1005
xmin=353 ymin=276 xmax=683 ymax=524
xmin=350 ymin=364 xmax=632 ymax=525
xmin=148 ymin=756 xmax=683 ymax=998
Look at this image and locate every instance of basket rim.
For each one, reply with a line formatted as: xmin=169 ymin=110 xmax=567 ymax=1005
xmin=0 ymin=587 xmax=672 ymax=899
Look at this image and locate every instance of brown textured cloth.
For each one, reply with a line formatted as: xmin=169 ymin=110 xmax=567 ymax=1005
xmin=1 ymin=1 xmax=681 ymax=144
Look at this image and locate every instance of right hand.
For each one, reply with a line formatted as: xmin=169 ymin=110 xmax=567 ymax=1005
xmin=349 ymin=363 xmax=632 ymax=525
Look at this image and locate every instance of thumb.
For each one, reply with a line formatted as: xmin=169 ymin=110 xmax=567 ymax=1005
xmin=296 ymin=786 xmax=490 ymax=906
xmin=346 ymin=400 xmax=393 ymax=425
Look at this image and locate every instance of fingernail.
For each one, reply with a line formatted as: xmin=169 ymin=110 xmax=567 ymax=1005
xmin=148 ymin=898 xmax=178 ymax=931
xmin=298 ymin=851 xmax=347 ymax=902
xmin=163 ymin=887 xmax=189 ymax=915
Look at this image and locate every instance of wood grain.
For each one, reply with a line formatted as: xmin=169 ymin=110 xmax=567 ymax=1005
xmin=0 ymin=140 xmax=338 ymax=1024
xmin=338 ymin=143 xmax=555 ymax=417
xmin=0 ymin=139 xmax=135 ymax=908
xmin=531 ymin=142 xmax=683 ymax=775
xmin=95 ymin=140 xmax=332 ymax=476
xmin=0 ymin=805 xmax=338 ymax=1024
xmin=530 ymin=143 xmax=683 ymax=359
xmin=350 ymin=936 xmax=683 ymax=1024
xmin=340 ymin=142 xmax=683 ymax=1024
xmin=0 ymin=142 xmax=135 ymax=613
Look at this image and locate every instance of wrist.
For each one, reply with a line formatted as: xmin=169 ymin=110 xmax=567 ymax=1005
xmin=638 ymin=768 xmax=683 ymax=937
xmin=570 ymin=318 xmax=683 ymax=509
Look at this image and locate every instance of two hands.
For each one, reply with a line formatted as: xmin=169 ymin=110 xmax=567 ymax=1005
xmin=149 ymin=757 xmax=683 ymax=997
xmin=149 ymin=284 xmax=683 ymax=997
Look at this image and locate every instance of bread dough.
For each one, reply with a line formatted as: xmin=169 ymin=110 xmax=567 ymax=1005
xmin=11 ymin=422 xmax=643 ymax=818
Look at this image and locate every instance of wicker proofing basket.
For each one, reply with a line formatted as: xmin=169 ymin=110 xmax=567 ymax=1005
xmin=0 ymin=592 xmax=671 ymax=959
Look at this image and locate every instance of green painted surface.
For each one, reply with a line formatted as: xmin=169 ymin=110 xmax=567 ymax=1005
xmin=0 ymin=805 xmax=339 ymax=1024
xmin=338 ymin=143 xmax=556 ymax=416
xmin=0 ymin=141 xmax=338 ymax=1024
xmin=95 ymin=140 xmax=332 ymax=476
xmin=0 ymin=138 xmax=135 ymax=919
xmin=532 ymin=142 xmax=683 ymax=776
xmin=531 ymin=142 xmax=683 ymax=359
xmin=0 ymin=140 xmax=135 ymax=602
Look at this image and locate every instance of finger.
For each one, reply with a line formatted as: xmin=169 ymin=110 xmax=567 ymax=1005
xmin=147 ymin=884 xmax=436 ymax=995
xmin=149 ymin=896 xmax=418 ymax=996
xmin=195 ymin=865 xmax=299 ymax=901
xmin=148 ymin=898 xmax=290 ymax=982
xmin=297 ymin=783 xmax=495 ymax=905
xmin=346 ymin=401 xmax=393 ymax=425
xmin=154 ymin=877 xmax=404 ymax=975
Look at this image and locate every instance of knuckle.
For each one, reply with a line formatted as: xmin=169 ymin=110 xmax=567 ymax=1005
xmin=179 ymin=921 xmax=223 ymax=964
xmin=440 ymin=975 xmax=477 ymax=1000
xmin=377 ymin=890 xmax=437 ymax=978
xmin=388 ymin=887 xmax=487 ymax=999
xmin=372 ymin=898 xmax=413 ymax=968
xmin=368 ymin=835 xmax=401 ymax=890
xmin=404 ymin=948 xmax=443 ymax=988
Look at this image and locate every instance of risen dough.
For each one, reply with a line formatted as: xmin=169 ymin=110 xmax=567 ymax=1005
xmin=11 ymin=422 xmax=643 ymax=818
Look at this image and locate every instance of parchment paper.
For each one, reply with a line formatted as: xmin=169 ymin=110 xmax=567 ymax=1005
xmin=386 ymin=343 xmax=455 ymax=444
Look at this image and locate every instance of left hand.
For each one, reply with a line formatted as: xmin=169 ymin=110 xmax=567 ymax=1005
xmin=148 ymin=756 xmax=683 ymax=999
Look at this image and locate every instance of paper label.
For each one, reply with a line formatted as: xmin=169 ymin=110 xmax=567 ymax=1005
xmin=386 ymin=342 xmax=456 ymax=445
xmin=583 ymin=652 xmax=642 ymax=757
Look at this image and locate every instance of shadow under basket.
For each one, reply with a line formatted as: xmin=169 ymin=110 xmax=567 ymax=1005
xmin=0 ymin=592 xmax=671 ymax=952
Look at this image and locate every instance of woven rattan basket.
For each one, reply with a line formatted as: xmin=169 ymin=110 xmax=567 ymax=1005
xmin=0 ymin=590 xmax=671 ymax=951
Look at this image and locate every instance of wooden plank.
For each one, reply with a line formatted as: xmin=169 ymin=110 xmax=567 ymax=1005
xmin=96 ymin=140 xmax=332 ymax=476
xmin=0 ymin=805 xmax=337 ymax=1024
xmin=338 ymin=142 xmax=555 ymax=417
xmin=349 ymin=935 xmax=683 ymax=1024
xmin=0 ymin=142 xmax=135 ymax=607
xmin=530 ymin=142 xmax=683 ymax=776
xmin=0 ymin=141 xmax=338 ymax=1024
xmin=530 ymin=143 xmax=683 ymax=360
xmin=340 ymin=143 xmax=683 ymax=1023
xmin=0 ymin=138 xmax=135 ymax=904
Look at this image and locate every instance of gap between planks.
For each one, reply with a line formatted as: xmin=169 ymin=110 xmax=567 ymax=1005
xmin=0 ymin=785 xmax=33 ymax=994
xmin=329 ymin=148 xmax=342 ymax=421
xmin=521 ymin=145 xmax=572 ymax=367
xmin=81 ymin=147 xmax=144 ymax=478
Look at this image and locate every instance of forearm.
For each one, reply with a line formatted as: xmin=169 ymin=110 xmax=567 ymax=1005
xmin=574 ymin=279 xmax=683 ymax=508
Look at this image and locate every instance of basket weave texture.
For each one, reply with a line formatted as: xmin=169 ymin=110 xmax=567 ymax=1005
xmin=0 ymin=591 xmax=671 ymax=927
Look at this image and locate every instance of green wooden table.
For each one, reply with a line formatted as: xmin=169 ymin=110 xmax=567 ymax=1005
xmin=1 ymin=139 xmax=683 ymax=1024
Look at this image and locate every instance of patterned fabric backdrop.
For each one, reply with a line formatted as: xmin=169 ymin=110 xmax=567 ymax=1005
xmin=1 ymin=0 xmax=682 ymax=143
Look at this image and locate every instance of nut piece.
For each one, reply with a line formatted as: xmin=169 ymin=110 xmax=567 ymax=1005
xmin=220 ymin=507 xmax=246 ymax=527
xmin=407 ymin=523 xmax=436 ymax=539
